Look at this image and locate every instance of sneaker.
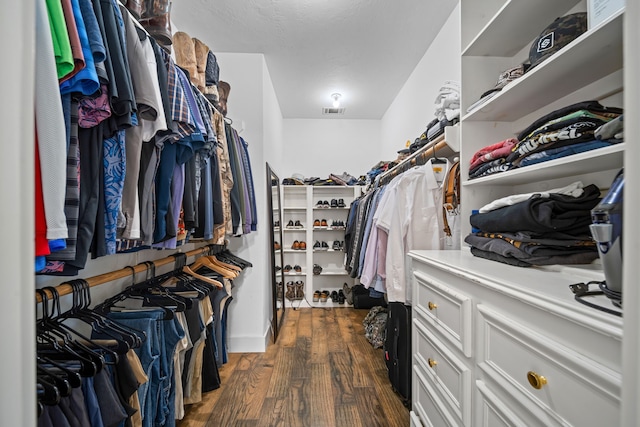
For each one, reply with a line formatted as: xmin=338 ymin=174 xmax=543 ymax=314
xmin=313 ymin=290 xmax=321 ymax=302
xmin=321 ymin=241 xmax=329 ymax=250
xmin=286 ymin=220 xmax=295 ymax=228
xmin=294 ymin=265 xmax=302 ymax=273
xmin=313 ymin=219 xmax=321 ymax=227
xmin=320 ymin=290 xmax=329 ymax=302
xmin=294 ymin=220 xmax=303 ymax=228
xmin=315 ymin=200 xmax=324 ymax=209
xmin=330 ymin=199 xmax=338 ymax=208
xmin=322 ymin=200 xmax=330 ymax=208
xmin=313 ymin=240 xmax=322 ymax=250
xmin=283 ymin=264 xmax=292 ymax=273
xmin=338 ymin=198 xmax=346 ymax=208
xmin=332 ymin=240 xmax=341 ymax=251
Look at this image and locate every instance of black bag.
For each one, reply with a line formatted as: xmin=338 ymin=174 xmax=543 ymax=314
xmin=352 ymin=284 xmax=386 ymax=309
xmin=384 ymin=302 xmax=412 ymax=406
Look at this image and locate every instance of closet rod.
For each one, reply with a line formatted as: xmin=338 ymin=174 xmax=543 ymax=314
xmin=35 ymin=244 xmax=220 ymax=302
xmin=376 ymin=134 xmax=450 ymax=186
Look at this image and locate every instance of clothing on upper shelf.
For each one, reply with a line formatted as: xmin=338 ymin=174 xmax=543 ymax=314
xmin=467 ymin=101 xmax=623 ymax=180
xmin=347 ymin=158 xmax=460 ymax=304
xmin=34 ymin=0 xmax=258 ymax=275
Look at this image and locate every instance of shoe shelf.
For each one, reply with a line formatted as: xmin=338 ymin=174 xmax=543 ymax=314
xmin=280 ymin=183 xmax=364 ymax=307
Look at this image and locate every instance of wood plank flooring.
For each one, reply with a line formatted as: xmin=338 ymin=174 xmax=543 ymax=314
xmin=178 ymin=307 xmax=410 ymax=427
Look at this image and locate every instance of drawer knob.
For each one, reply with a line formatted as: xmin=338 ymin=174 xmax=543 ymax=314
xmin=428 ymin=358 xmax=438 ymax=368
xmin=428 ymin=301 xmax=438 ymax=310
xmin=527 ymin=371 xmax=547 ymax=390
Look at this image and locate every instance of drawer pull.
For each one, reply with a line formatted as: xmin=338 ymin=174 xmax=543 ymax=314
xmin=428 ymin=301 xmax=438 ymax=310
xmin=527 ymin=371 xmax=547 ymax=390
xmin=428 ymin=358 xmax=438 ymax=368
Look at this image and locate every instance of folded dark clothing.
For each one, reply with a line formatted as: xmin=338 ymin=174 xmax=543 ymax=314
xmin=465 ymin=234 xmax=597 ymax=260
xmin=470 ymin=247 xmax=532 ymax=267
xmin=469 ymin=158 xmax=507 ymax=178
xmin=468 ymin=161 xmax=514 ymax=179
xmin=523 ymin=110 xmax=618 ymax=141
xmin=519 ymin=140 xmax=612 ymax=168
xmin=469 ymin=245 xmax=599 ymax=267
xmin=507 ymin=118 xmax=605 ymax=164
xmin=517 ymin=100 xmax=622 ymax=141
xmin=475 ymin=231 xmax=594 ymax=245
xmin=469 ymin=184 xmax=601 ymax=236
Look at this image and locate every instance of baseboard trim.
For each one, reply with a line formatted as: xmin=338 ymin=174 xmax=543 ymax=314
xmin=227 ymin=326 xmax=271 ymax=353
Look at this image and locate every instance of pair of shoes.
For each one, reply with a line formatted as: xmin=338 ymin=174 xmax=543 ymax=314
xmin=315 ymin=200 xmax=330 ymax=209
xmin=274 ymin=241 xmax=281 ymax=250
xmin=329 ymin=199 xmax=346 ymax=208
xmin=312 ymin=264 xmax=323 ymax=275
xmin=276 ymin=282 xmax=283 ymax=301
xmin=313 ymin=219 xmax=328 ymax=227
xmin=286 ymin=220 xmax=303 ymax=229
xmin=313 ymin=241 xmax=329 ymax=251
xmin=274 ymin=220 xmax=280 ymax=228
xmin=286 ymin=281 xmax=304 ymax=300
xmin=331 ymin=240 xmax=345 ymax=251
xmin=294 ymin=264 xmax=302 ymax=273
xmin=283 ymin=264 xmax=292 ymax=273
xmin=330 ymin=220 xmax=345 ymax=228
xmin=292 ymin=240 xmax=307 ymax=250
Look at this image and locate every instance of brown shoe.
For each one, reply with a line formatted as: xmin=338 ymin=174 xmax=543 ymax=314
xmin=292 ymin=240 xmax=300 ymax=250
xmin=140 ymin=11 xmax=173 ymax=46
xmin=299 ymin=241 xmax=307 ymax=250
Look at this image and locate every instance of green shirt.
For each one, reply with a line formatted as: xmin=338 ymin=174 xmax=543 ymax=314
xmin=45 ymin=0 xmax=74 ymax=79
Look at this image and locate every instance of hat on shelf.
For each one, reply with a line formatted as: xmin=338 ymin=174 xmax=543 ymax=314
xmin=479 ymin=63 xmax=530 ymax=100
xmin=528 ymin=12 xmax=587 ymax=70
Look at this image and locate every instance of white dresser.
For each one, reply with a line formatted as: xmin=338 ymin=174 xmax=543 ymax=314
xmin=408 ymin=250 xmax=622 ymax=427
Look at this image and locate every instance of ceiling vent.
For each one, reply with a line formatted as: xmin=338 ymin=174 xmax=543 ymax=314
xmin=322 ymin=107 xmax=346 ymax=115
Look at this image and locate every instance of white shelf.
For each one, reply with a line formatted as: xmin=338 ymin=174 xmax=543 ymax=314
xmin=462 ymin=0 xmax=581 ymax=56
xmin=315 ymin=271 xmax=350 ymax=276
xmin=283 ymin=206 xmax=306 ymax=210
xmin=312 ymin=227 xmax=346 ymax=231
xmin=463 ymin=10 xmax=624 ymax=122
xmin=283 ymin=249 xmax=306 ymax=253
xmin=312 ymin=207 xmax=349 ymax=210
xmin=283 ymin=228 xmax=307 ymax=232
xmin=313 ymin=249 xmax=344 ymax=253
xmin=463 ymin=143 xmax=625 ymax=187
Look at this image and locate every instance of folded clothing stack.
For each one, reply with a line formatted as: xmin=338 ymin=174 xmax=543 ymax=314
xmin=468 ymin=100 xmax=623 ymax=180
xmin=466 ymin=183 xmax=601 ymax=267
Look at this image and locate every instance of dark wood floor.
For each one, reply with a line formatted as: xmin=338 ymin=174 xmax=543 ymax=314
xmin=178 ymin=307 xmax=410 ymax=427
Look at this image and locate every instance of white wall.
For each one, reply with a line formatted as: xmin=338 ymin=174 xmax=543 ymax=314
xmin=263 ymin=61 xmax=285 ymax=174
xmin=379 ymin=3 xmax=461 ymax=160
xmin=1 ymin=1 xmax=35 ymax=426
xmin=216 ymin=52 xmax=272 ymax=352
xmin=280 ymin=119 xmax=381 ymax=180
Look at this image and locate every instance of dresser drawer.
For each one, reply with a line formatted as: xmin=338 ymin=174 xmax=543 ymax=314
xmin=475 ymin=379 xmax=529 ymax=427
xmin=413 ymin=317 xmax=472 ymax=425
xmin=476 ymin=304 xmax=621 ymax=427
xmin=414 ymin=363 xmax=463 ymax=427
xmin=413 ymin=269 xmax=472 ymax=357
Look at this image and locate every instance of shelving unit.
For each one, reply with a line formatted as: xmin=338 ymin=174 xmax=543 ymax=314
xmin=410 ymin=1 xmax=628 ymax=425
xmin=280 ymin=184 xmax=363 ymax=307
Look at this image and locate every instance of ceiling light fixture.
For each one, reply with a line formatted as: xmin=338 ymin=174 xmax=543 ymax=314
xmin=331 ymin=93 xmax=342 ymax=108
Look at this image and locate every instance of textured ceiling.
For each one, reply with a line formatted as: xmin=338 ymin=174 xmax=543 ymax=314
xmin=172 ymin=0 xmax=458 ymax=119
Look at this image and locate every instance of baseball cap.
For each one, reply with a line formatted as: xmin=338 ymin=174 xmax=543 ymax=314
xmin=479 ymin=63 xmax=530 ymax=99
xmin=529 ymin=12 xmax=587 ymax=69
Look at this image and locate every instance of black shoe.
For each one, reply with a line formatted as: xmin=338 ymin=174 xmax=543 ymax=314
xmin=330 ymin=199 xmax=338 ymax=208
xmin=283 ymin=264 xmax=292 ymax=273
xmin=321 ymin=241 xmax=329 ymax=250
xmin=286 ymin=220 xmax=294 ymax=228
xmin=313 ymin=264 xmax=323 ymax=275
xmin=332 ymin=240 xmax=341 ymax=251
xmin=338 ymin=289 xmax=346 ymax=304
xmin=294 ymin=220 xmax=303 ymax=228
xmin=331 ymin=290 xmax=339 ymax=302
xmin=338 ymin=198 xmax=345 ymax=208
xmin=313 ymin=241 xmax=322 ymax=250
xmin=322 ymin=200 xmax=330 ymax=208
xmin=294 ymin=265 xmax=302 ymax=273
xmin=315 ymin=200 xmax=324 ymax=209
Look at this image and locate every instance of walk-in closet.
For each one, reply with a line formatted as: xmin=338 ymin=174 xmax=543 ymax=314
xmin=3 ymin=0 xmax=640 ymax=425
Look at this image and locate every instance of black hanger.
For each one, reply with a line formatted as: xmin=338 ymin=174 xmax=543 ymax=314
xmin=430 ymin=143 xmax=446 ymax=164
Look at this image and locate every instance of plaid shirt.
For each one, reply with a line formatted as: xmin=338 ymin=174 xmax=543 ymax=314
xmin=160 ymin=48 xmax=195 ymax=140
